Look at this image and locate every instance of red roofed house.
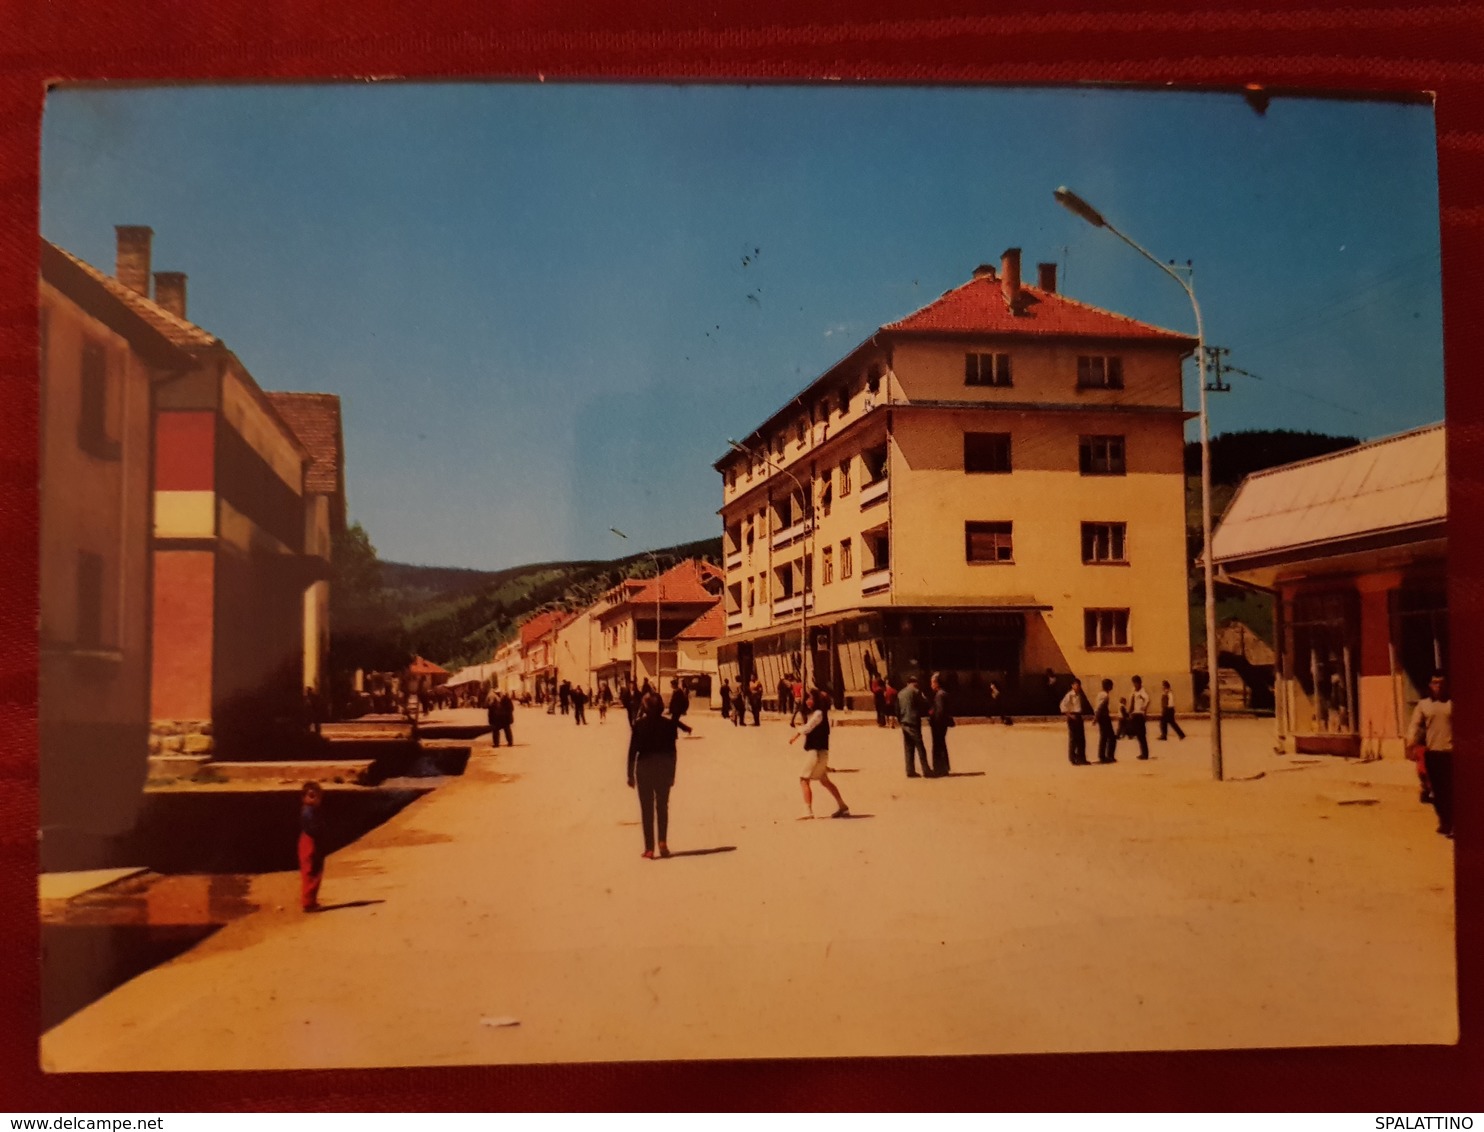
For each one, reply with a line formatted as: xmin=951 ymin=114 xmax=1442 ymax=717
xmin=520 ymin=609 xmax=572 ymax=700
xmin=715 ymin=249 xmax=1196 ymax=713
xmin=592 ymin=559 xmax=725 ymax=692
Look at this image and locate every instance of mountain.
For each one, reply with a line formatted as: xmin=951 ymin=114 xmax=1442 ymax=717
xmin=384 ymin=535 xmax=723 ymax=669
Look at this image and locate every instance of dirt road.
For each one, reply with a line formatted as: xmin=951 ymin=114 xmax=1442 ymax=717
xmin=41 ymin=707 xmax=1456 ymax=1070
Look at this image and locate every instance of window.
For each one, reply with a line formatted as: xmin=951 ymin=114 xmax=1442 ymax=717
xmin=759 ymin=571 xmax=769 ymax=602
xmin=965 ymin=352 xmax=1012 ymax=387
xmin=795 ymin=418 xmax=807 ymax=446
xmin=1081 ymin=522 xmax=1128 ymax=564
xmin=78 ymin=339 xmax=118 ymax=459
xmin=964 ymin=432 xmax=1012 ymax=474
xmin=839 ymin=458 xmax=852 ymax=496
xmin=1079 ymin=435 xmax=1126 ymax=476
xmin=840 ymin=539 xmax=854 ymax=579
xmin=76 ymin=551 xmax=104 ymax=648
xmin=965 ymin=521 xmax=1014 ymax=563
xmin=819 ymin=477 xmax=832 ymax=517
xmin=1084 ymin=609 xmax=1130 ymax=649
xmin=747 ymin=577 xmax=755 ymax=613
xmin=822 ymin=546 xmax=834 ymax=585
xmin=1077 ymin=355 xmax=1124 ymax=389
xmin=838 ymin=386 xmax=850 ymax=416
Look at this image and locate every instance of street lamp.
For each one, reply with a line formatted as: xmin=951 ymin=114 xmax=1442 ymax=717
xmin=610 ymin=528 xmax=664 ymax=694
xmin=728 ymin=438 xmax=812 ymax=692
xmin=1053 ymin=186 xmax=1224 ymax=781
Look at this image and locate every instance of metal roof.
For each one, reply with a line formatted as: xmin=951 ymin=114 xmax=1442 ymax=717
xmin=1210 ymin=423 xmax=1445 ymax=565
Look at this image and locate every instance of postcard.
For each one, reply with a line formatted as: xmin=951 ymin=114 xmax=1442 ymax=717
xmin=34 ymin=82 xmax=1451 ymax=1072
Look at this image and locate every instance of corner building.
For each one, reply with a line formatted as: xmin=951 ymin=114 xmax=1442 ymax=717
xmin=715 ymin=250 xmax=1196 ymax=714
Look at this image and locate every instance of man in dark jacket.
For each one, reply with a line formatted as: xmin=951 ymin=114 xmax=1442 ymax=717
xmin=668 ymin=678 xmax=690 ymax=723
xmin=928 ymin=671 xmax=954 ymax=777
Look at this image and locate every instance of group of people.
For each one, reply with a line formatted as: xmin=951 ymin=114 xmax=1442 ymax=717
xmin=718 ymin=676 xmax=765 ymax=727
xmin=1059 ymin=675 xmax=1182 ymax=765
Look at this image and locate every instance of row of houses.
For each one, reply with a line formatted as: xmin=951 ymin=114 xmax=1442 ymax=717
xmin=469 ymin=560 xmax=729 ymax=702
xmin=39 ymin=227 xmax=345 ymax=866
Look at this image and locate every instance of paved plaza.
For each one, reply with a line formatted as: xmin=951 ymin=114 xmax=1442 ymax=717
xmin=41 ymin=707 xmax=1456 ymax=1071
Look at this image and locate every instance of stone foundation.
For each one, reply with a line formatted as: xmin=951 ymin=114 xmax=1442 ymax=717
xmin=149 ymin=719 xmax=214 ymax=756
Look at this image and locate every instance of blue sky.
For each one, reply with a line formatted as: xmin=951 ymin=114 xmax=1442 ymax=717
xmin=42 ymin=84 xmax=1443 ymax=570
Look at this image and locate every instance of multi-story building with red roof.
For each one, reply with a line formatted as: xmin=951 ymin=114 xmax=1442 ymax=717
xmin=715 ymin=249 xmax=1196 ymax=714
xmin=591 ymin=559 xmax=724 ymax=692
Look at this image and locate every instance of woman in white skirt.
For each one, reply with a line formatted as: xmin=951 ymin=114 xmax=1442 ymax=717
xmin=789 ymin=688 xmax=849 ymax=820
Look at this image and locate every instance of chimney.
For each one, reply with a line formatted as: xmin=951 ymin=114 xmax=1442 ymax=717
xmin=1000 ymin=247 xmax=1022 ymax=311
xmin=1037 ymin=262 xmax=1057 ymax=293
xmin=153 ymin=272 xmax=187 ymax=319
xmin=115 ymin=225 xmax=154 ymax=297
xmin=971 ymin=263 xmax=997 ymax=281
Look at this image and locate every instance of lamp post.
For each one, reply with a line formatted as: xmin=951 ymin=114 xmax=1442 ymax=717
xmin=1053 ymin=186 xmax=1223 ymax=781
xmin=728 ymin=438 xmax=812 ymax=691
xmin=610 ymin=528 xmax=664 ymax=694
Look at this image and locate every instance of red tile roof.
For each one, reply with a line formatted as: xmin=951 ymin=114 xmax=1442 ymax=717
xmin=45 ymin=240 xmax=222 ymax=351
xmin=519 ymin=610 xmax=570 ymax=647
xmin=629 ymin=559 xmax=725 ymax=605
xmin=676 ymin=602 xmax=725 ymax=640
xmin=407 ymin=655 xmax=449 ymax=675
xmin=266 ymin=393 xmax=343 ymax=496
xmin=883 ymin=276 xmax=1195 ymax=344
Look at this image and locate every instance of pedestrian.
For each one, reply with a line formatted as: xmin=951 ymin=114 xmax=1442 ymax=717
xmin=928 ymin=671 xmax=954 ymax=777
xmin=1043 ymin=667 xmax=1060 ymax=715
xmin=620 ymin=683 xmax=636 ymax=725
xmin=572 ymin=684 xmax=588 ymax=725
xmin=871 ymin=675 xmax=887 ymax=727
xmin=559 ymin=680 xmax=571 ymax=715
xmin=883 ymin=679 xmax=899 ymax=729
xmin=778 ymin=675 xmax=793 ymax=720
xmin=1158 ymin=679 xmax=1185 ymax=741
xmin=668 ymin=678 xmax=690 ymax=723
xmin=790 ymin=675 xmax=806 ymax=725
xmin=988 ymin=680 xmax=1013 ymax=725
xmin=303 ymin=685 xmax=323 ymax=738
xmin=598 ymin=683 xmax=611 ymax=724
xmin=1094 ymin=678 xmax=1118 ymax=763
xmin=497 ymin=692 xmax=515 ymax=747
xmin=626 ymin=692 xmax=684 ymax=859
xmin=720 ymin=679 xmax=733 ymax=720
xmin=1407 ymin=671 xmax=1454 ymax=838
xmin=1116 ymin=696 xmax=1131 ymax=739
xmin=1129 ymin=675 xmax=1151 ymax=760
xmin=789 ymin=688 xmax=849 ymax=820
xmin=898 ymin=674 xmax=932 ymax=778
xmin=298 ymin=780 xmax=326 ymax=912
xmin=1061 ymin=679 xmax=1089 ymax=765
xmin=488 ymin=690 xmax=504 ymax=747
xmin=749 ymin=677 xmax=764 ymax=726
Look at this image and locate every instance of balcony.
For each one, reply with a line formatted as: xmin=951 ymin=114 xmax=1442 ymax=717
xmin=726 ymin=613 xmax=744 ymax=632
xmin=861 ymin=567 xmax=891 ymax=596
xmin=771 ymin=520 xmax=807 ymax=551
xmin=771 ymin=592 xmax=816 ymax=619
xmin=725 ymin=550 xmax=743 ymax=571
xmin=859 ymin=477 xmax=889 ymax=508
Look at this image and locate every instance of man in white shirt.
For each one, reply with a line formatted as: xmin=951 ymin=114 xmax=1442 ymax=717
xmin=1129 ymin=675 xmax=1151 ymax=760
xmin=1061 ymin=679 xmax=1089 ymax=766
xmin=1408 ymin=671 xmax=1454 ymax=838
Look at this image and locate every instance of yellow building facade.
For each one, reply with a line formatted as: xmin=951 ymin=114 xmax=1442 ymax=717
xmin=716 ymin=251 xmax=1196 ymax=714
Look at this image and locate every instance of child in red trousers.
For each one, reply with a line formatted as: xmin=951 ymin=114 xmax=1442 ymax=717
xmin=299 ymin=781 xmax=325 ymax=911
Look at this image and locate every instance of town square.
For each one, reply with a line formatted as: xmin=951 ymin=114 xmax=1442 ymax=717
xmin=32 ymin=82 xmax=1452 ymax=1070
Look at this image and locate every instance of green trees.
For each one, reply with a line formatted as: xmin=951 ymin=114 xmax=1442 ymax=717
xmin=329 ymin=522 xmax=410 ymax=676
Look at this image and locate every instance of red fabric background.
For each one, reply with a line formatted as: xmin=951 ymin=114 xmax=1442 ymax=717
xmin=3 ymin=0 xmax=1481 ymax=1112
